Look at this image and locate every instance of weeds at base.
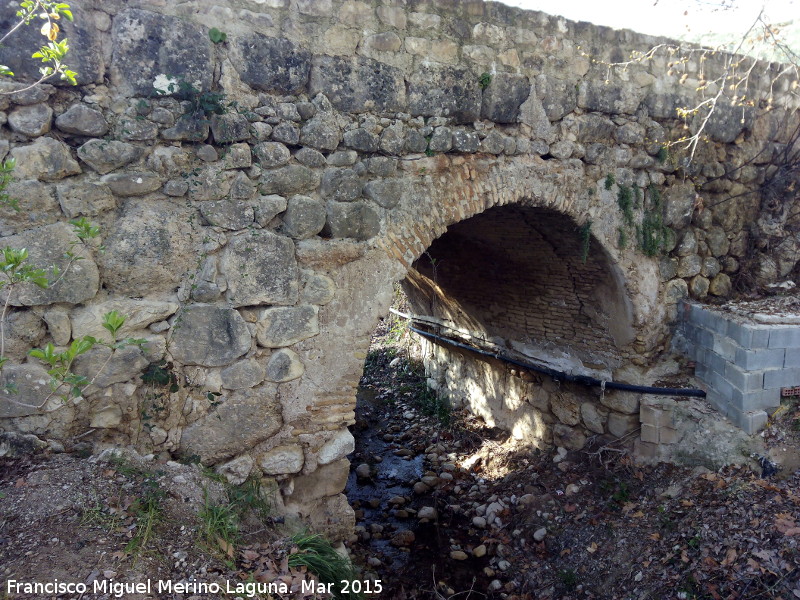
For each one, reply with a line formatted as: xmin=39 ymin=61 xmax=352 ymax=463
xmin=288 ymin=532 xmax=362 ymax=600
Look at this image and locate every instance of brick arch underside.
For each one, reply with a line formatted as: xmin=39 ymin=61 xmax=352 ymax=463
xmin=401 ymin=204 xmax=634 ymax=371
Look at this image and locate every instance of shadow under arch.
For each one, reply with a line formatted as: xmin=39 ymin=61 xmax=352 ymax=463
xmin=402 ymin=203 xmax=636 ymax=373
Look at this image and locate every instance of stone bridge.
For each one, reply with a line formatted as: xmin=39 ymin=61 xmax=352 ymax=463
xmin=0 ymin=0 xmax=797 ymax=539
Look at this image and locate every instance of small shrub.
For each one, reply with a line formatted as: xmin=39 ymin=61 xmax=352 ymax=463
xmin=478 ymin=72 xmax=492 ymax=89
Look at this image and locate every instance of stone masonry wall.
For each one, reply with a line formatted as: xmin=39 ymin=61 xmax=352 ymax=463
xmin=0 ymin=0 xmax=797 ymax=539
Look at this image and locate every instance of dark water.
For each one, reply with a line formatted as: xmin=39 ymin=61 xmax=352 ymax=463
xmin=346 ymin=386 xmax=492 ymax=598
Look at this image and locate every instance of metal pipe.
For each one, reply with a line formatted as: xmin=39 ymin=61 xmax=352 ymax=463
xmin=408 ymin=325 xmax=707 ymax=398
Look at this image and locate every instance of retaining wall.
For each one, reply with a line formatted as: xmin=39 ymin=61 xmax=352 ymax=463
xmin=674 ymin=300 xmax=800 ymax=432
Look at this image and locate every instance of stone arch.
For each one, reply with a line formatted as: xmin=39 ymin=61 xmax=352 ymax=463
xmin=377 ymin=153 xmax=660 ymax=362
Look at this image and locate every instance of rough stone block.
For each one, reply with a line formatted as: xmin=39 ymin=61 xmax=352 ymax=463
xmin=291 ymin=459 xmax=350 ymax=501
xmin=318 ymin=429 xmax=355 ymax=465
xmin=324 ymin=201 xmax=380 ymax=241
xmin=607 ymin=412 xmax=640 ymax=438
xmin=0 ymin=3 xmax=103 ymax=85
xmin=258 ymin=444 xmax=305 ymax=475
xmin=265 ymin=348 xmax=305 ymax=382
xmin=0 ymin=364 xmax=55 ymax=417
xmin=259 ymin=445 xmax=304 ymax=475
xmin=111 ymin=9 xmax=212 ymax=96
xmin=599 ymin=391 xmax=640 ymax=415
xmin=256 ymin=305 xmax=319 ymax=348
xmin=481 ymin=73 xmax=530 ymax=123
xmin=169 ymin=305 xmax=251 ymax=367
xmin=2 ymin=222 xmax=99 ymax=306
xmin=259 ymin=165 xmax=320 ymax=196
xmin=55 ymin=104 xmax=108 ymax=137
xmin=179 ymin=386 xmax=281 ymax=463
xmin=222 ymin=232 xmax=299 ymax=307
xmin=10 ymin=137 xmax=81 ymax=181
xmin=98 ymin=200 xmax=201 ymax=296
xmin=77 ymin=139 xmax=142 ymax=175
xmin=282 ymin=195 xmax=326 ymax=239
xmin=71 ymin=299 xmax=179 ymax=341
xmin=552 ymin=423 xmax=586 ymax=450
xmin=407 ymin=64 xmax=481 ymax=124
xmin=309 ymin=55 xmax=405 ymax=113
xmin=220 ymin=359 xmax=266 ymax=390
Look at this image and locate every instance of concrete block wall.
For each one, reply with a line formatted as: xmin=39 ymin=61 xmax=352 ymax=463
xmin=674 ymin=301 xmax=800 ymax=433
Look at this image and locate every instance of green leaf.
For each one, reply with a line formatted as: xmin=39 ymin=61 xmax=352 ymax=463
xmin=208 ymin=28 xmax=227 ymax=44
xmin=101 ymin=310 xmax=126 ymax=336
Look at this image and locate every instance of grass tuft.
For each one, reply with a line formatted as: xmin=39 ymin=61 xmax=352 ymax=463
xmin=288 ymin=533 xmax=362 ymax=600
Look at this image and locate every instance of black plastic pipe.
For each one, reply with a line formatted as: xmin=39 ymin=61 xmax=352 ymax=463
xmin=409 ymin=325 xmax=706 ymax=398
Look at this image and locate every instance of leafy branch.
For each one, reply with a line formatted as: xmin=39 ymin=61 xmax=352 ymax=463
xmin=0 ymin=0 xmax=77 ymax=91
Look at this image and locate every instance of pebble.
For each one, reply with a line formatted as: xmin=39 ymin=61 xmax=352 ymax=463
xmin=388 ymin=495 xmax=406 ymax=506
xmin=439 ymin=472 xmax=453 ymax=481
xmin=413 ymin=482 xmax=431 ymax=495
xmin=472 ymin=516 xmax=487 ymax=528
xmin=472 ymin=544 xmax=487 ymax=558
xmin=565 ymin=483 xmax=581 ymax=496
xmin=450 ymin=550 xmax=468 ymax=561
xmin=403 ymin=411 xmax=415 ymax=419
xmin=418 ymin=506 xmax=437 ymax=520
xmin=497 ymin=560 xmax=511 ymax=571
xmin=489 ymin=580 xmax=503 ymax=592
xmin=356 ymin=463 xmax=371 ymax=479
xmin=421 ymin=475 xmax=439 ymax=487
xmin=533 ymin=527 xmax=547 ymax=542
xmin=390 ymin=530 xmax=415 ymax=547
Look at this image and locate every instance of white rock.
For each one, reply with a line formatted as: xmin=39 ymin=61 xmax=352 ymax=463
xmin=533 ymin=527 xmax=547 ymax=542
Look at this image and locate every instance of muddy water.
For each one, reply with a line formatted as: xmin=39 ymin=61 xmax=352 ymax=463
xmin=346 ymin=386 xmax=493 ymax=598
